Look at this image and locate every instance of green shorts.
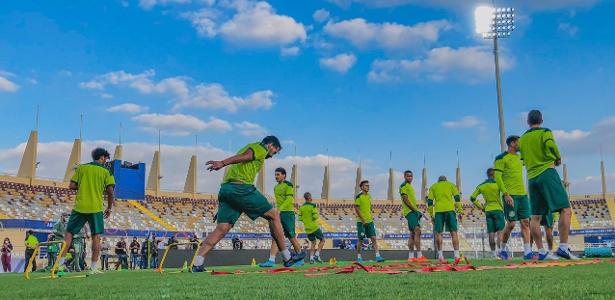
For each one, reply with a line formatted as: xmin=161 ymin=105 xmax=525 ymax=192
xmin=485 ymin=210 xmax=505 ymax=233
xmin=434 ymin=211 xmax=458 ymax=233
xmin=307 ymin=228 xmax=324 ymax=241
xmin=216 ymin=183 xmax=273 ymax=225
xmin=357 ymin=222 xmax=377 ymax=239
xmin=541 ymin=213 xmax=555 ymax=228
xmin=504 ymin=195 xmax=531 ymax=221
xmin=529 ymin=168 xmax=570 ymax=216
xmin=66 ymin=210 xmax=104 ymax=235
xmin=404 ymin=211 xmax=422 ymax=231
xmin=280 ymin=211 xmax=296 ymax=239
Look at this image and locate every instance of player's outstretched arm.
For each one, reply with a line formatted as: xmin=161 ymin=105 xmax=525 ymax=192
xmin=206 ymin=149 xmax=255 ymax=171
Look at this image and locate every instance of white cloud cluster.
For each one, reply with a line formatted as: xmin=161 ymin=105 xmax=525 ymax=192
xmin=312 ymin=9 xmax=330 ymax=23
xmin=182 ymin=1 xmax=306 ymax=48
xmin=132 ymin=113 xmax=232 ymax=136
xmin=234 ymin=121 xmax=268 ymax=137
xmin=442 ymin=116 xmax=483 ymax=129
xmin=0 ymin=71 xmax=19 ymax=93
xmin=138 ymin=0 xmax=191 ymax=10
xmin=368 ymin=46 xmax=513 ymax=83
xmin=80 ymin=70 xmax=273 ymax=113
xmin=554 ymin=116 xmax=615 ymax=155
xmin=324 ymin=18 xmax=451 ymax=51
xmin=319 ymin=53 xmax=357 ymax=74
xmin=106 ymin=103 xmax=149 ymax=114
xmin=328 ymin=0 xmax=601 ymax=11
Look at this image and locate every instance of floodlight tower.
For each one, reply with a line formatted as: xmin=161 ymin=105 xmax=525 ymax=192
xmin=475 ymin=6 xmax=516 ymax=151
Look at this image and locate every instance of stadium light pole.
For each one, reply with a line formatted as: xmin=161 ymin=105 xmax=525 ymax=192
xmin=475 ymin=6 xmax=516 ymax=152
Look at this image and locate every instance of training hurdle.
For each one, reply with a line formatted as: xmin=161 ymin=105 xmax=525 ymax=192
xmin=24 ymin=240 xmax=67 ymax=280
xmin=157 ymin=242 xmax=200 ymax=273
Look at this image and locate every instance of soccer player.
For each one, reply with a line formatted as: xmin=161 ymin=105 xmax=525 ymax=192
xmin=56 ymin=148 xmax=115 ymax=275
xmin=470 ymin=168 xmax=505 ymax=258
xmin=494 ymin=136 xmax=535 ymax=260
xmin=192 ymin=136 xmax=305 ymax=271
xmin=427 ymin=176 xmax=463 ymax=262
xmin=520 ymin=110 xmax=578 ymax=260
xmin=259 ymin=167 xmax=303 ymax=267
xmin=298 ymin=192 xmax=325 ymax=264
xmin=399 ymin=170 xmax=426 ymax=262
xmin=355 ymin=180 xmax=385 ymax=262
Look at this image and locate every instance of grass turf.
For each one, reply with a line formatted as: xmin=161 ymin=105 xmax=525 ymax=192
xmin=2 ymin=259 xmax=614 ymax=299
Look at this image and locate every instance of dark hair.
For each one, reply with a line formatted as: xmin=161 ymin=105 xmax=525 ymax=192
xmin=527 ymin=110 xmax=543 ymax=125
xmin=92 ymin=147 xmax=110 ymax=161
xmin=438 ymin=176 xmax=446 ymax=182
xmin=360 ymin=180 xmax=369 ymax=187
xmin=261 ymin=136 xmax=282 ymax=150
xmin=487 ymin=168 xmax=495 ymax=176
xmin=303 ymin=192 xmax=311 ymax=199
xmin=275 ymin=167 xmax=287 ymax=176
xmin=404 ymin=170 xmax=413 ymax=175
xmin=506 ymin=135 xmax=520 ymax=146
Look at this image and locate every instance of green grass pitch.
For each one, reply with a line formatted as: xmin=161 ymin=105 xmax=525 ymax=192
xmin=3 ymin=259 xmax=614 ymax=299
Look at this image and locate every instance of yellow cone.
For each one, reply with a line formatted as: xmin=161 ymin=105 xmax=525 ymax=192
xmin=182 ymin=260 xmax=188 ymax=272
xmin=251 ymin=258 xmax=257 ymax=267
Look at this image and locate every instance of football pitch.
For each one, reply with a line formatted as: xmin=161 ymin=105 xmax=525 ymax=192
xmin=3 ymin=259 xmax=614 ymax=299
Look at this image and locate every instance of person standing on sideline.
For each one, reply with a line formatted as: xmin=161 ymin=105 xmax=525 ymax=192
xmin=1 ymin=237 xmax=13 ymax=272
xmin=129 ymin=237 xmax=140 ymax=270
xmin=24 ymin=230 xmax=39 ymax=272
xmin=100 ymin=237 xmax=110 ymax=270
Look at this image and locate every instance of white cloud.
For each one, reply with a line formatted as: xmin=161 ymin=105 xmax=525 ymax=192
xmin=183 ymin=1 xmax=306 ymax=48
xmin=106 ymin=103 xmax=149 ymax=114
xmin=132 ymin=113 xmax=231 ymax=136
xmin=101 ymin=93 xmax=114 ymax=99
xmin=319 ymin=53 xmax=357 ymax=74
xmin=328 ymin=0 xmax=600 ymax=11
xmin=234 ymin=121 xmax=268 ymax=137
xmin=81 ymin=70 xmax=273 ymax=113
xmin=313 ymin=9 xmax=330 ymax=23
xmin=0 ymin=75 xmax=19 ymax=93
xmin=554 ymin=116 xmax=615 ymax=155
xmin=280 ymin=46 xmax=300 ymax=57
xmin=368 ymin=46 xmax=513 ymax=83
xmin=324 ymin=18 xmax=451 ymax=51
xmin=558 ymin=22 xmax=579 ymax=37
xmin=173 ymin=83 xmax=273 ymax=112
xmin=442 ymin=116 xmax=483 ymax=129
xmin=138 ymin=0 xmax=192 ymax=10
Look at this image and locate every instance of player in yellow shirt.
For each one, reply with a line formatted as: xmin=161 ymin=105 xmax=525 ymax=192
xmin=192 ymin=136 xmax=305 ymax=271
xmin=470 ymin=168 xmax=505 ymax=258
xmin=399 ymin=170 xmax=427 ymax=262
xmin=428 ymin=176 xmax=463 ymax=262
xmin=355 ymin=180 xmax=385 ymax=262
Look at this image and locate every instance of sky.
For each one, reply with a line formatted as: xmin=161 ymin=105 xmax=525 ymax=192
xmin=1 ymin=0 xmax=614 ymax=199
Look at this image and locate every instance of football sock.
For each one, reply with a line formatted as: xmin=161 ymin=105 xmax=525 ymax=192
xmin=523 ymin=243 xmax=532 ymax=255
xmin=454 ymin=250 xmax=460 ymax=258
xmin=408 ymin=251 xmax=414 ymax=259
xmin=559 ymin=243 xmax=569 ymax=252
xmin=268 ymin=255 xmax=276 ymax=262
xmin=281 ymin=249 xmax=291 ymax=261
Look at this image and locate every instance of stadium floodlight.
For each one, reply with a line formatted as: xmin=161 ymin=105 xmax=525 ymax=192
xmin=475 ymin=6 xmax=515 ymax=151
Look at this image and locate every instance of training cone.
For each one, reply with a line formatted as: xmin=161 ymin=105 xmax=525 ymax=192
xmin=251 ymin=258 xmax=257 ymax=267
xmin=329 ymin=258 xmax=337 ymax=266
xmin=182 ymin=261 xmax=188 ymax=272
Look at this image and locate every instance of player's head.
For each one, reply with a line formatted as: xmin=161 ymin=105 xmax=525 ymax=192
xmin=486 ymin=168 xmax=495 ymax=179
xmin=527 ymin=110 xmax=543 ymax=127
xmin=506 ymin=135 xmax=520 ymax=152
xmin=438 ymin=175 xmax=447 ymax=182
xmin=133 ymin=236 xmax=137 ymax=241
xmin=360 ymin=180 xmax=370 ymax=193
xmin=404 ymin=170 xmax=413 ymax=183
xmin=304 ymin=192 xmax=312 ymax=202
xmin=92 ymin=147 xmax=111 ymax=163
xmin=261 ymin=136 xmax=282 ymax=159
xmin=3 ymin=237 xmax=9 ymax=244
xmin=274 ymin=167 xmax=286 ymax=182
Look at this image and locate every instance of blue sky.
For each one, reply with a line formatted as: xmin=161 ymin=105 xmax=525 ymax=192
xmin=0 ymin=0 xmax=614 ymax=198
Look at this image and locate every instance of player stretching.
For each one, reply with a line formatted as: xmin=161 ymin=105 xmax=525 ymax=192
xmin=494 ymin=136 xmax=537 ymax=260
xmin=192 ymin=136 xmax=305 ymax=271
xmin=259 ymin=167 xmax=303 ymax=267
xmin=355 ymin=180 xmax=385 ymax=263
xmin=298 ymin=192 xmax=325 ymax=264
xmin=399 ymin=170 xmax=426 ymax=262
xmin=56 ymin=148 xmax=115 ymax=275
xmin=470 ymin=168 xmax=505 ymax=258
xmin=520 ymin=110 xmax=578 ymax=260
xmin=427 ymin=176 xmax=463 ymax=263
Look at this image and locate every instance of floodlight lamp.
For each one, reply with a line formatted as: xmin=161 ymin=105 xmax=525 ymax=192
xmin=475 ymin=6 xmax=495 ymax=34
